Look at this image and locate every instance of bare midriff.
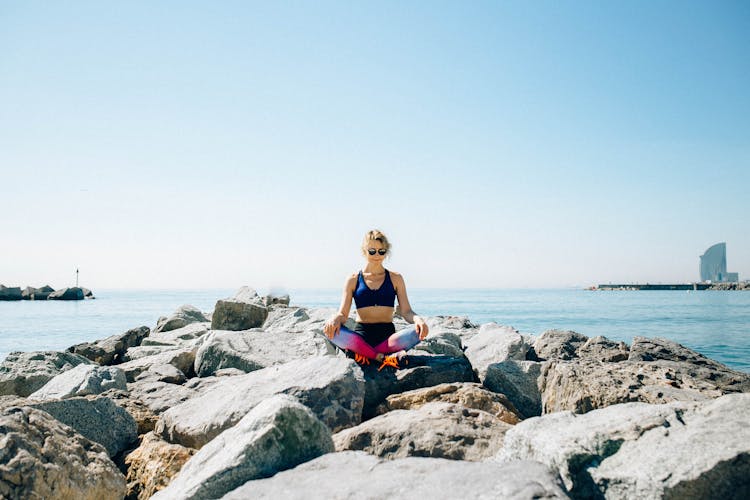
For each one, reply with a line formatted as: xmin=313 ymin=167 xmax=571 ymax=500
xmin=355 ymin=305 xmax=395 ymax=324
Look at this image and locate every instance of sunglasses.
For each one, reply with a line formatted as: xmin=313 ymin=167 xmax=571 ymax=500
xmin=368 ymin=249 xmax=387 ymax=256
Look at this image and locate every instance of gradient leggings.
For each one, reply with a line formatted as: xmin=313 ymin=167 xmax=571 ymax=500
xmin=329 ymin=324 xmax=421 ymax=360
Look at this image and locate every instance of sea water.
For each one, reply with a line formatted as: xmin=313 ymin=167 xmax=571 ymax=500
xmin=1 ymin=288 xmax=748 ymax=372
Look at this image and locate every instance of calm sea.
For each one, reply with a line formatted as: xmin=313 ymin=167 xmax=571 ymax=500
xmin=1 ymin=288 xmax=748 ymax=373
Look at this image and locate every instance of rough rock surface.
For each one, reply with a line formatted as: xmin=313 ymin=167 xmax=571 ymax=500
xmin=496 ymin=393 xmax=750 ymax=499
xmin=48 ymin=287 xmax=85 ymax=300
xmin=153 ymin=395 xmax=334 ymax=500
xmin=28 ymin=364 xmax=127 ymax=400
xmin=540 ymin=336 xmax=750 ymax=414
xmin=133 ymin=363 xmax=187 ymax=384
xmin=532 ymin=329 xmax=589 ymax=361
xmin=484 ymin=360 xmax=544 ymax=418
xmin=334 ymin=402 xmax=512 ymax=461
xmin=360 ymin=353 xmax=476 ymax=418
xmin=98 ymin=388 xmax=160 ymax=435
xmin=126 ymin=380 xmax=201 ymax=415
xmin=142 ymin=322 xmax=210 ymax=348
xmin=28 ymin=396 xmax=138 ymax=457
xmin=194 ymin=328 xmax=333 ymax=376
xmin=155 ymin=356 xmax=365 ymax=448
xmin=222 ymin=451 xmax=569 ymax=499
xmin=118 ymin=347 xmax=196 ymax=382
xmin=211 ymin=286 xmax=269 ymax=331
xmin=124 ymin=431 xmax=196 ymax=500
xmin=154 ymin=305 xmax=211 ymax=333
xmin=464 ymin=323 xmax=530 ymax=379
xmin=0 ymin=350 xmax=93 ymax=396
xmin=0 ymin=406 xmax=126 ymax=499
xmin=67 ymin=326 xmax=150 ymax=365
xmin=376 ymin=382 xmax=522 ymax=424
xmin=0 ymin=285 xmax=23 ymax=300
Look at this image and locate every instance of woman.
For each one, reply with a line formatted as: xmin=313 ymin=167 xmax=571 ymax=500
xmin=323 ymin=229 xmax=429 ymax=370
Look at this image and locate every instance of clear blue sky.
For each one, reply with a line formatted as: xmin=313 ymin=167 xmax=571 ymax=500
xmin=1 ymin=1 xmax=748 ymax=289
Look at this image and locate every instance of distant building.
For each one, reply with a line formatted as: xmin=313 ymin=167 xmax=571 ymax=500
xmin=700 ymin=242 xmax=739 ymax=282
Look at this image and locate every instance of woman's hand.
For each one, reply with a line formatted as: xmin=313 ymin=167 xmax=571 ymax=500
xmin=323 ymin=315 xmax=342 ymax=339
xmin=415 ymin=316 xmax=429 ymax=340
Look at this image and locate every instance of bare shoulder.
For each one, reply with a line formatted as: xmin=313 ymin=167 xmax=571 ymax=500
xmin=389 ymin=270 xmax=405 ymax=286
xmin=344 ymin=273 xmax=358 ymax=289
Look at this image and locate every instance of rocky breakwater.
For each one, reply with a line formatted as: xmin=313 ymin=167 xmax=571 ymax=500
xmin=1 ymin=286 xmax=749 ymax=499
xmin=0 ymin=284 xmax=95 ymax=300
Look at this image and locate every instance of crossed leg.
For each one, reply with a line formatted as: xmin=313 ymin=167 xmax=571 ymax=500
xmin=329 ymin=326 xmax=421 ymax=360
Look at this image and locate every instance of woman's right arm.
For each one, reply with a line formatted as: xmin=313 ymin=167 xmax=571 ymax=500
xmin=324 ymin=274 xmax=356 ymax=338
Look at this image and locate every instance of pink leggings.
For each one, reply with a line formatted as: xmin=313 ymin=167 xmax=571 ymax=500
xmin=329 ymin=325 xmax=421 ymax=359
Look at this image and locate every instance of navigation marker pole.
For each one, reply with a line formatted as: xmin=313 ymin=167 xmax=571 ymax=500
xmin=76 ymin=268 xmax=79 ymax=288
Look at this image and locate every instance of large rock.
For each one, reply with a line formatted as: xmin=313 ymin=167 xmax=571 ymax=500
xmin=211 ymin=286 xmax=268 ymax=331
xmin=360 ymin=354 xmax=476 ymax=418
xmin=99 ymin=388 xmax=160 ymax=435
xmin=142 ymin=322 xmax=210 ymax=347
xmin=540 ymin=337 xmax=750 ymax=415
xmin=222 ymin=451 xmax=569 ymax=499
xmin=124 ymin=431 xmax=196 ymax=500
xmin=376 ymin=382 xmax=522 ymax=424
xmin=532 ymin=329 xmax=589 ymax=361
xmin=117 ymin=347 xmax=197 ymax=382
xmin=48 ymin=287 xmax=85 ymax=300
xmin=0 ymin=406 xmax=126 ymax=499
xmin=194 ymin=327 xmax=334 ymax=377
xmin=28 ymin=364 xmax=127 ymax=400
xmin=21 ymin=285 xmax=54 ymax=300
xmin=334 ymin=401 xmax=512 ymax=461
xmin=0 ymin=350 xmax=93 ymax=396
xmin=127 ymin=380 xmax=200 ymax=415
xmin=464 ymin=323 xmax=530 ymax=380
xmin=153 ymin=395 xmax=334 ymax=500
xmin=67 ymin=326 xmax=150 ymax=365
xmin=155 ymin=356 xmax=365 ymax=449
xmin=497 ymin=393 xmax=750 ymax=499
xmin=154 ymin=305 xmax=211 ymax=333
xmin=28 ymin=396 xmax=138 ymax=457
xmin=484 ymin=360 xmax=544 ymax=418
xmin=0 ymin=285 xmax=23 ymax=301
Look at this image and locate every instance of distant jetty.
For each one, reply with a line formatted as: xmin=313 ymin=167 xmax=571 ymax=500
xmin=592 ymin=282 xmax=749 ymax=291
xmin=0 ymin=285 xmax=95 ymax=301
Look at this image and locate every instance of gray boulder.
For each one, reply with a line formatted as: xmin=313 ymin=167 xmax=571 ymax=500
xmin=540 ymin=337 xmax=750 ymax=415
xmin=532 ymin=329 xmax=589 ymax=361
xmin=261 ymin=293 xmax=290 ymax=307
xmin=28 ymin=396 xmax=138 ymax=457
xmin=0 ymin=406 xmax=126 ymax=499
xmin=153 ymin=395 xmax=334 ymax=500
xmin=118 ymin=347 xmax=197 ymax=382
xmin=155 ymin=356 xmax=365 ymax=449
xmin=375 ymin=382 xmax=522 ymax=424
xmin=211 ymin=286 xmax=268 ymax=331
xmin=194 ymin=327 xmax=334 ymax=377
xmin=28 ymin=364 xmax=126 ymax=400
xmin=334 ymin=401 xmax=512 ymax=460
xmin=21 ymin=285 xmax=54 ymax=300
xmin=0 ymin=350 xmax=93 ymax=396
xmin=143 ymin=322 xmax=210 ymax=347
xmin=484 ymin=360 xmax=544 ymax=418
xmin=360 ymin=353 xmax=476 ymax=418
xmin=409 ymin=330 xmax=466 ymax=357
xmin=222 ymin=451 xmax=569 ymax=499
xmin=154 ymin=305 xmax=211 ymax=333
xmin=134 ymin=363 xmax=187 ymax=384
xmin=48 ymin=287 xmax=85 ymax=300
xmin=126 ymin=380 xmax=202 ymax=415
xmin=0 ymin=285 xmax=23 ymax=300
xmin=497 ymin=393 xmax=750 ymax=500
xmin=464 ymin=323 xmax=530 ymax=380
xmin=67 ymin=325 xmax=150 ymax=365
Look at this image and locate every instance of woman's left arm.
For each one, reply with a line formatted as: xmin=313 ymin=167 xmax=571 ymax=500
xmin=393 ymin=272 xmax=429 ymax=339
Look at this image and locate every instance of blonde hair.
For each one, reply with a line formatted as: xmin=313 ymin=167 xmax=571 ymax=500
xmin=361 ymin=229 xmax=391 ymax=257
